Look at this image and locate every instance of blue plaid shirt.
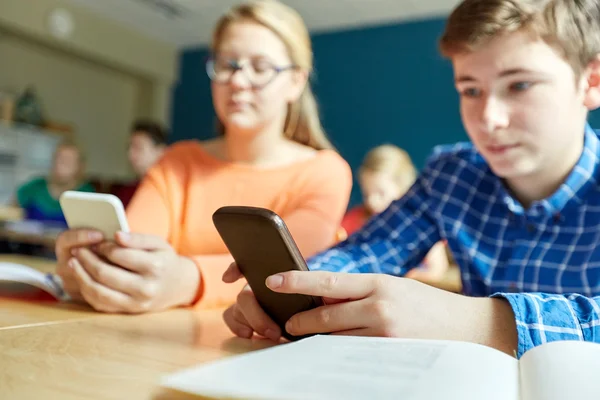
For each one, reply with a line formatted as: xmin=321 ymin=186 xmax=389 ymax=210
xmin=309 ymin=124 xmax=600 ymax=358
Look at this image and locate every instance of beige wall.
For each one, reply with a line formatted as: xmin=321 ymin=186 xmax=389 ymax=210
xmin=0 ymin=0 xmax=179 ymax=180
xmin=0 ymin=33 xmax=138 ymax=180
xmin=0 ymin=0 xmax=177 ymax=82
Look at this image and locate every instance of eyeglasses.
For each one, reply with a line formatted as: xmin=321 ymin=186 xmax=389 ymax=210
xmin=206 ymin=57 xmax=297 ymax=89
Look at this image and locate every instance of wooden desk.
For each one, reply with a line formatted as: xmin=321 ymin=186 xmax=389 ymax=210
xmin=0 ymin=254 xmax=272 ymax=399
xmin=0 ymin=308 xmax=273 ymax=399
xmin=0 ymin=253 xmax=462 ymax=333
xmin=0 ymin=256 xmax=464 ymax=399
xmin=0 ymin=297 xmax=99 ymax=330
xmin=0 ymin=255 xmax=99 ymax=330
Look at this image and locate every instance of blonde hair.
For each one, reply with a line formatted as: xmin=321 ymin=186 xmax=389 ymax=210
xmin=360 ymin=145 xmax=417 ymax=186
xmin=439 ymin=0 xmax=600 ymax=77
xmin=211 ymin=0 xmax=332 ymax=150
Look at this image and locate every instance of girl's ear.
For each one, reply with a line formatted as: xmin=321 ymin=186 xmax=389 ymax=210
xmin=285 ymin=68 xmax=308 ymax=103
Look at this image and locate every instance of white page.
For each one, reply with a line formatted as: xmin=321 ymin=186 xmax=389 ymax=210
xmin=162 ymin=335 xmax=518 ymax=400
xmin=520 ymin=340 xmax=600 ymax=400
xmin=0 ymin=262 xmax=64 ymax=299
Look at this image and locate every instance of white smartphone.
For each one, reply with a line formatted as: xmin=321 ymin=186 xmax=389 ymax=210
xmin=59 ymin=191 xmax=129 ymax=239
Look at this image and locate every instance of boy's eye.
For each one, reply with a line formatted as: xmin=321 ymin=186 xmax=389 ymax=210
xmin=509 ymin=81 xmax=533 ymax=92
xmin=460 ymin=88 xmax=481 ymax=98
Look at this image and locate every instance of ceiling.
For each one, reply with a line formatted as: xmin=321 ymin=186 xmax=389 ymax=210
xmin=66 ymin=0 xmax=461 ymax=49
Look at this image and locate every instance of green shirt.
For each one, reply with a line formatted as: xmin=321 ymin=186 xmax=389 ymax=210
xmin=17 ymin=177 xmax=95 ymax=224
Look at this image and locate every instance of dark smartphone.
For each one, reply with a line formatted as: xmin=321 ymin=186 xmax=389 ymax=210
xmin=212 ymin=206 xmax=324 ymax=341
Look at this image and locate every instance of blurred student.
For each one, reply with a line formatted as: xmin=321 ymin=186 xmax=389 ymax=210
xmin=342 ymin=144 xmax=450 ymax=280
xmin=113 ymin=119 xmax=167 ymax=208
xmin=16 ymin=141 xmax=94 ymax=226
xmin=54 ymin=0 xmax=352 ymax=314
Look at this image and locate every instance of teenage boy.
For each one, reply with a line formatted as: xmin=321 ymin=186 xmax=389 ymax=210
xmin=223 ymin=0 xmax=600 ymax=358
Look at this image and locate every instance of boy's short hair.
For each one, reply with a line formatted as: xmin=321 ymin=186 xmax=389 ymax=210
xmin=131 ymin=119 xmax=168 ymax=146
xmin=439 ymin=0 xmax=600 ymax=77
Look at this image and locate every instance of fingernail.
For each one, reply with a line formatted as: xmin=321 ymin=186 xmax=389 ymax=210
xmin=118 ymin=232 xmax=130 ymax=241
xmin=265 ymin=329 xmax=280 ymax=341
xmin=71 ymin=248 xmax=78 ymax=257
xmin=266 ymin=274 xmax=283 ymax=289
xmin=68 ymin=258 xmax=76 ymax=269
xmin=88 ymin=231 xmax=102 ymax=241
xmin=285 ymin=320 xmax=294 ymax=334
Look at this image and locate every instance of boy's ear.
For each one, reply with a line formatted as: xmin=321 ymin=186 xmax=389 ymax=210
xmin=583 ymin=54 xmax=600 ymax=110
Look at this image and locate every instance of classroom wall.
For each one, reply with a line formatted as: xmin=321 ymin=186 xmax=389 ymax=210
xmin=0 ymin=0 xmax=180 ymax=180
xmin=171 ymin=17 xmax=600 ymax=207
xmin=0 ymin=32 xmax=140 ymax=179
xmin=311 ymin=19 xmax=465 ymax=207
xmin=171 ymin=48 xmax=214 ymax=143
xmin=0 ymin=0 xmax=177 ymax=82
xmin=590 ymin=110 xmax=600 ymax=128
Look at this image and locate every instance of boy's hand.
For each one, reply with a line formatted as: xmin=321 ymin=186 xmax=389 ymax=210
xmin=223 ymin=267 xmax=517 ymax=355
xmin=222 ymin=262 xmax=282 ymax=341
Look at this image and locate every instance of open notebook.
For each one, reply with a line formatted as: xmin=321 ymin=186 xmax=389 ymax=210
xmin=162 ymin=335 xmax=600 ymax=400
xmin=0 ymin=262 xmax=66 ymax=301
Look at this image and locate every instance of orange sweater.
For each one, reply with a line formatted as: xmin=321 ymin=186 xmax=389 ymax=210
xmin=126 ymin=141 xmax=352 ymax=309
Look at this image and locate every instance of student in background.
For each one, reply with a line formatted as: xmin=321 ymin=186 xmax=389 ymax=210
xmin=54 ymin=0 xmax=352 ymax=314
xmin=342 ymin=144 xmax=450 ymax=281
xmin=16 ymin=141 xmax=94 ymax=225
xmin=223 ymin=0 xmax=600 ymax=358
xmin=112 ymin=119 xmax=167 ymax=208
